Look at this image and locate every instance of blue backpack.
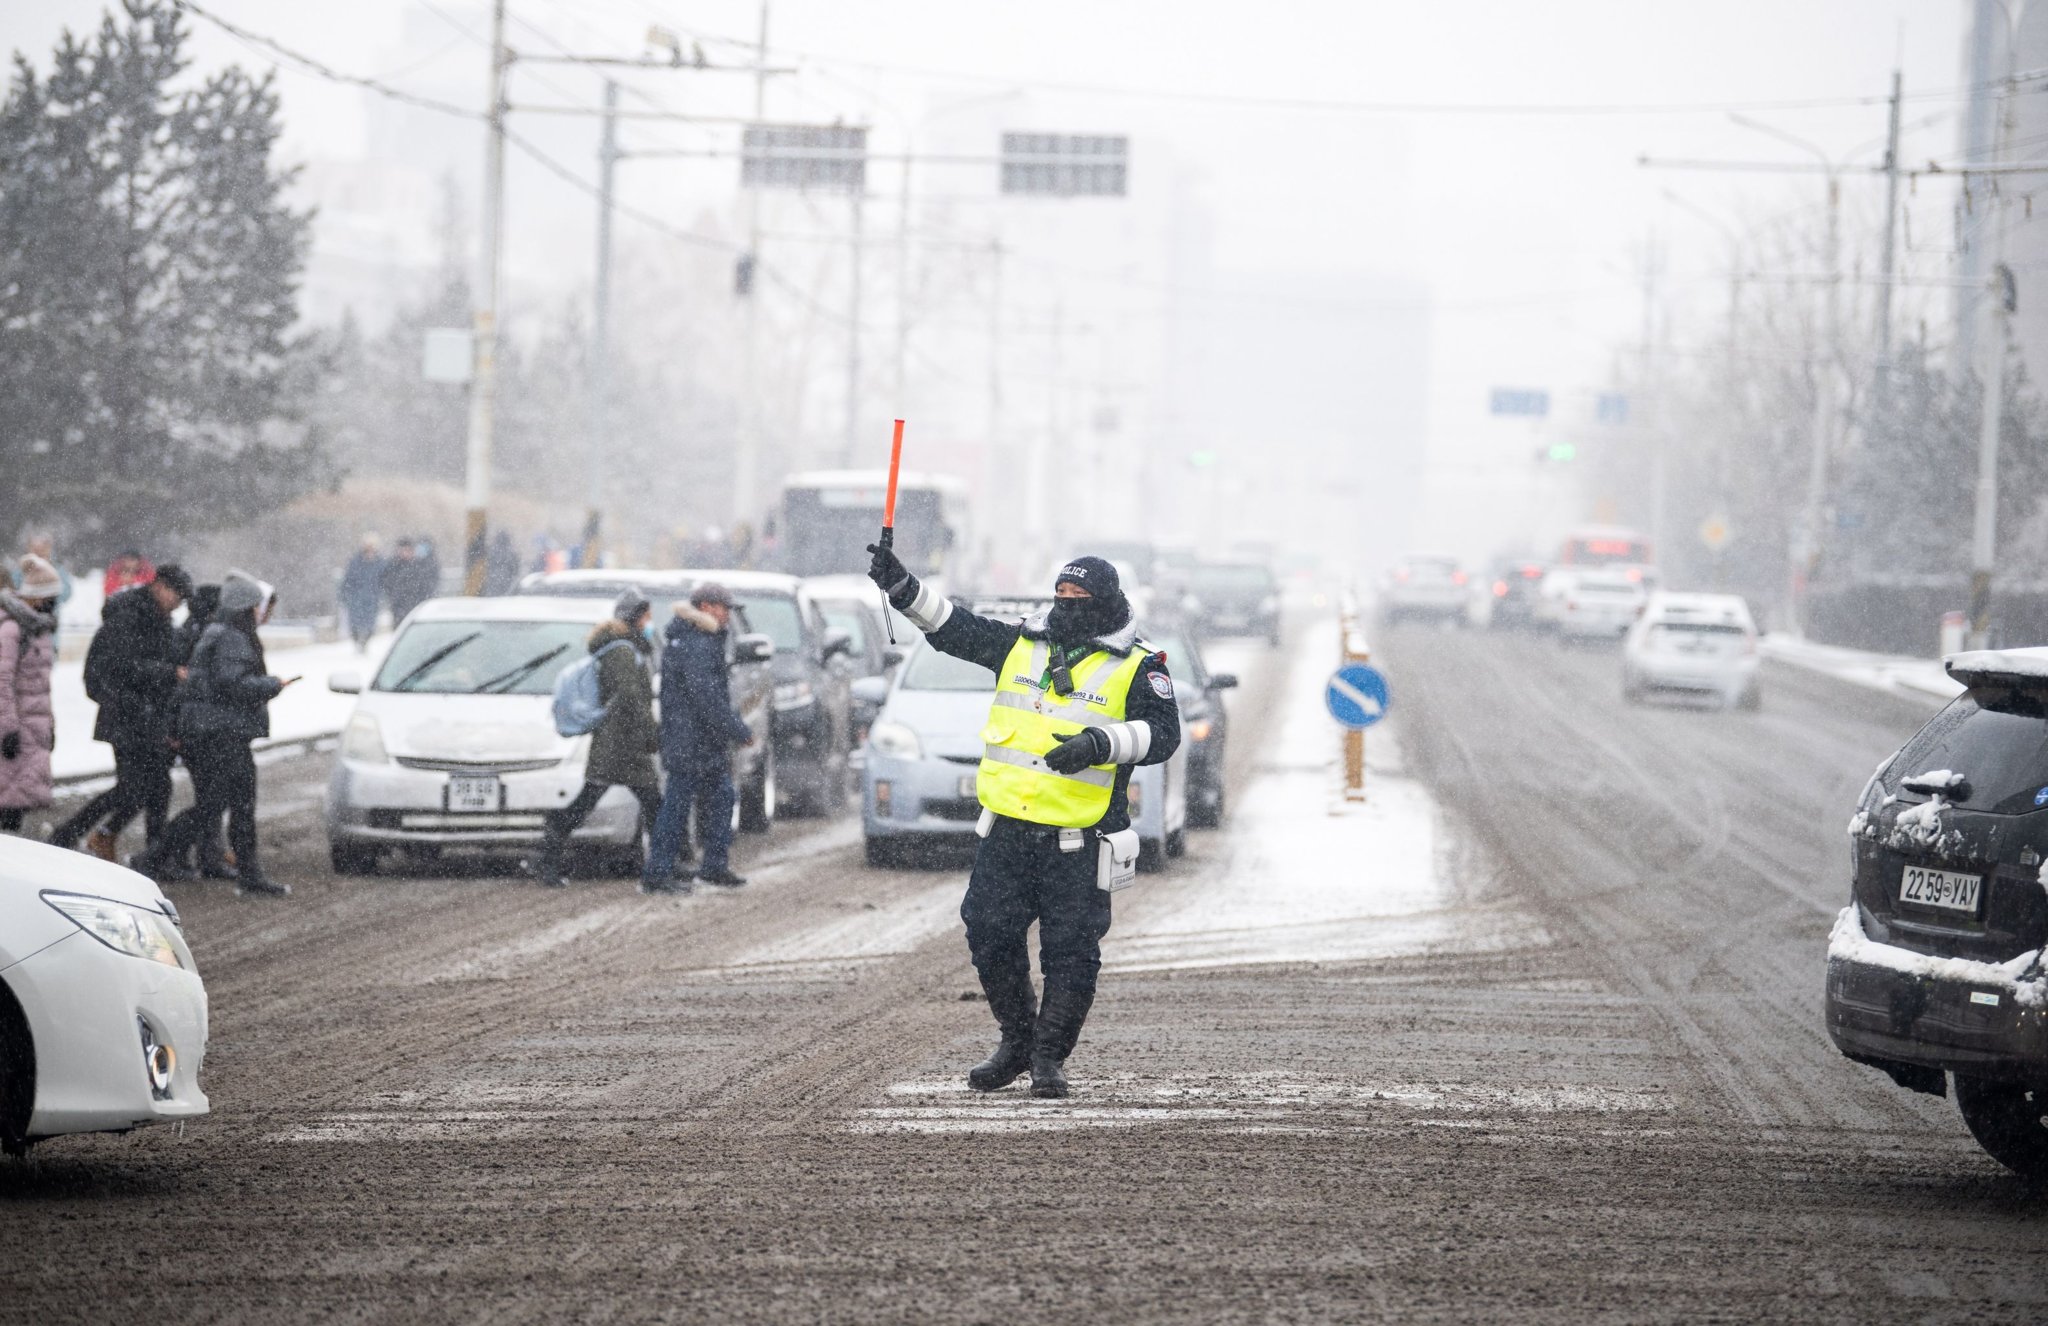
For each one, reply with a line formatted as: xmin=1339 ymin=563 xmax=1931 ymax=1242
xmin=551 ymin=640 xmax=636 ymax=737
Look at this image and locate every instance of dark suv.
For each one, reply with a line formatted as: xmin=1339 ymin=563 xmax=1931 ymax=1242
xmin=1828 ymin=648 xmax=2048 ymax=1176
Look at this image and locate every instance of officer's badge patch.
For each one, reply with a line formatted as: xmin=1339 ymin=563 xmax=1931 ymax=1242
xmin=1149 ymin=672 xmax=1174 ymax=700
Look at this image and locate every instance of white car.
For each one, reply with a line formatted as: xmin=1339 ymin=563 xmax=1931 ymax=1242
xmin=324 ymin=595 xmax=778 ymax=875
xmin=0 ymin=837 xmax=208 ymax=1154
xmin=1622 ymin=592 xmax=1760 ymax=708
xmin=1381 ymin=554 xmax=1471 ymax=624
xmin=1543 ymin=568 xmax=1646 ymax=640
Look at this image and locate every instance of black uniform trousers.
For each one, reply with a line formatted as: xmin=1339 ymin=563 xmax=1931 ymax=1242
xmin=961 ymin=817 xmax=1113 ymax=1058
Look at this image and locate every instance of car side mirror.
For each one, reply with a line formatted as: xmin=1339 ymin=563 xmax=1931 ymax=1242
xmin=733 ymin=633 xmax=774 ymax=664
xmin=1209 ymin=673 xmax=1238 ymax=690
xmin=328 ymin=671 xmax=362 ymax=694
xmin=850 ymin=676 xmax=889 ymax=706
xmin=882 ymin=646 xmax=906 ymax=668
xmin=821 ymin=627 xmax=853 ymax=662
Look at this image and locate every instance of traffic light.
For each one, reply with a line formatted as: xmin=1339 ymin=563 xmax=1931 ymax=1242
xmin=1533 ymin=442 xmax=1577 ymax=463
xmin=1189 ymin=449 xmax=1217 ymax=468
xmin=734 ymin=252 xmax=756 ymax=297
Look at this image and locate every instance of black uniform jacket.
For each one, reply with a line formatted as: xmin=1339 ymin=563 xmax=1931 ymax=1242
xmin=921 ymin=598 xmax=1181 ymax=835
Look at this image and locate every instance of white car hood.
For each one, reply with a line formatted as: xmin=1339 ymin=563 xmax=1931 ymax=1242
xmin=0 ymin=836 xmax=172 ymax=969
xmin=358 ymin=692 xmax=577 ymax=763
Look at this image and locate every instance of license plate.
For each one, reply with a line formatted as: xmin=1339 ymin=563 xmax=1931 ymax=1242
xmin=1900 ymin=865 xmax=1982 ymax=915
xmin=446 ymin=774 xmax=502 ymax=813
xmin=958 ymin=773 xmax=977 ymax=798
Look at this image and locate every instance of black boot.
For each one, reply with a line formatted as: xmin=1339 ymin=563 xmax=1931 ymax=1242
xmin=1031 ymin=982 xmax=1097 ymax=1100
xmin=966 ymin=955 xmax=1038 ymax=1092
xmin=529 ymin=825 xmax=570 ymax=888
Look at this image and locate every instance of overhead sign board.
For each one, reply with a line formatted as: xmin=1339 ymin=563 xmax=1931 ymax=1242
xmin=1596 ymin=392 xmax=1629 ymax=425
xmin=1489 ymin=388 xmax=1550 ymax=418
xmin=1326 ymin=664 xmax=1390 ymax=731
xmin=741 ymin=124 xmax=868 ymax=193
xmin=421 ymin=327 xmax=473 ymax=385
xmin=1000 ymin=132 xmax=1128 ymax=197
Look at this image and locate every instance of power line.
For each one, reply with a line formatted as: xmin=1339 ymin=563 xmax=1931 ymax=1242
xmin=177 ymin=0 xmax=480 ymax=120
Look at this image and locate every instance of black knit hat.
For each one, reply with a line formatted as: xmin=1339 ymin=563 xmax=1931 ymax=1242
xmin=1053 ymin=556 xmax=1121 ymax=600
xmin=152 ymin=563 xmax=194 ymax=599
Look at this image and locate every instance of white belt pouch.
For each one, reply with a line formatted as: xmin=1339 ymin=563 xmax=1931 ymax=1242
xmin=1098 ymin=827 xmax=1140 ymax=892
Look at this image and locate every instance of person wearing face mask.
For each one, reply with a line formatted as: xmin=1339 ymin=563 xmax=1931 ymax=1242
xmin=865 ymin=547 xmax=1181 ymax=1099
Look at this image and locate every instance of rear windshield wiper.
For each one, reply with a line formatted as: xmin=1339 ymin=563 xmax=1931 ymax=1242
xmin=474 ymin=643 xmax=570 ymax=694
xmin=385 ymin=631 xmax=482 ymax=692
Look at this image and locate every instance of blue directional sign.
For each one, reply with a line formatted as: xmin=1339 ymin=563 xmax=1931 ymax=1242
xmin=1326 ymin=664 xmax=1390 ymax=730
xmin=1489 ymin=387 xmax=1550 ymax=418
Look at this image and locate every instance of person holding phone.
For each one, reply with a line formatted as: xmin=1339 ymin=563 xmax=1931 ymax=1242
xmin=143 ymin=572 xmax=294 ymax=896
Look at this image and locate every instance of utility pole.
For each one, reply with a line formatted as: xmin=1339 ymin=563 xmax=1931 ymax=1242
xmin=1791 ymin=170 xmax=1841 ymax=634
xmin=1641 ymin=231 xmax=1665 ymax=561
xmin=733 ymin=2 xmax=770 ymax=543
xmin=463 ymin=0 xmax=509 ymax=595
xmin=843 ymin=188 xmax=865 ymax=467
xmin=1969 ymin=27 xmax=2020 ymax=650
xmin=585 ymin=78 xmax=619 ymax=566
xmin=894 ymin=152 xmax=913 ymax=407
xmin=1874 ymin=69 xmax=1904 ymax=400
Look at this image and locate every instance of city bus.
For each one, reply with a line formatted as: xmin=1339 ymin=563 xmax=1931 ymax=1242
xmin=1559 ymin=526 xmax=1654 ymax=571
xmin=775 ymin=470 xmax=974 ymax=590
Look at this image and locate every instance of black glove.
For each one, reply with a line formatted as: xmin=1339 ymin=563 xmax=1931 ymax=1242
xmin=1043 ymin=727 xmax=1109 ymax=775
xmin=865 ymin=542 xmax=918 ymax=609
xmin=0 ymin=731 xmax=18 ymax=761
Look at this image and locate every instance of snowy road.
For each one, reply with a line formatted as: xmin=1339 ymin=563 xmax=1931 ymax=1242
xmin=7 ymin=619 xmax=2048 ymax=1321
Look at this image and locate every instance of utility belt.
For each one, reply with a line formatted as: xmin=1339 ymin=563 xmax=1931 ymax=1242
xmin=976 ymin=808 xmax=1139 ymax=893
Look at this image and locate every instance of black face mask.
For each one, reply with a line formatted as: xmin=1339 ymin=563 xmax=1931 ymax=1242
xmin=1045 ymin=594 xmax=1127 ymax=645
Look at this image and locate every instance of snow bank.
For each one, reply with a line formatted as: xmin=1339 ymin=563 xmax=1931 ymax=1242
xmin=1828 ymin=905 xmax=2047 ymax=1008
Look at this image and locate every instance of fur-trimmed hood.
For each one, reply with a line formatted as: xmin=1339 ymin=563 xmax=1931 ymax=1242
xmin=587 ymin=617 xmax=647 ymax=653
xmin=1018 ymin=603 xmax=1142 ymax=656
xmin=0 ymin=590 xmax=55 ymax=639
xmin=669 ymin=601 xmax=723 ymax=634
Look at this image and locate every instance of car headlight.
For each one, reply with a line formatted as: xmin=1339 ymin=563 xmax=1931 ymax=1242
xmin=342 ymin=712 xmax=388 ymax=763
xmin=1258 ymin=595 xmax=1278 ymax=613
xmin=773 ymin=680 xmax=816 ymax=711
xmin=868 ymin=719 xmax=922 ymax=761
xmin=42 ymin=892 xmax=185 ymax=969
xmin=1188 ymin=719 xmax=1213 ymax=742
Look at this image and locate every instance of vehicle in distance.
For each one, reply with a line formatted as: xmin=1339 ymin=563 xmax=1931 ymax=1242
xmin=325 ymin=594 xmax=776 ymax=875
xmin=1187 ymin=561 xmax=1282 ymax=646
xmin=858 ymin=599 xmax=1187 ymax=870
xmin=1827 ymin=647 xmax=2048 ymax=1177
xmin=0 ymin=837 xmax=208 ymax=1154
xmin=1381 ymin=554 xmax=1470 ymax=625
xmin=1540 ymin=567 xmax=1645 ymax=640
xmin=1485 ymin=558 xmax=1548 ymax=630
xmin=776 ymin=469 xmax=973 ymax=591
xmin=804 ymin=573 xmax=906 ymax=754
xmin=1147 ymin=620 xmax=1237 ymax=828
xmin=522 ymin=569 xmax=852 ymax=816
xmin=1621 ymin=592 xmax=1760 ymax=709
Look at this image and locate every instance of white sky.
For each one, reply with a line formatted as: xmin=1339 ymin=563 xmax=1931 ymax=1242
xmin=1 ymin=0 xmax=1971 ymax=564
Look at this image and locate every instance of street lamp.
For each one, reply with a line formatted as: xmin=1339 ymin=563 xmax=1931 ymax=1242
xmin=1730 ymin=113 xmax=1842 ymax=635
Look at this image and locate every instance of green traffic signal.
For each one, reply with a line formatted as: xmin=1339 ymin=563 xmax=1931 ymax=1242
xmin=1546 ymin=442 xmax=1577 ymax=462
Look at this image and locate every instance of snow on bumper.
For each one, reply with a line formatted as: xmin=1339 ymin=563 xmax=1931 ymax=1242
xmin=1825 ymin=904 xmax=2048 ymax=1079
xmin=10 ymin=932 xmax=209 ymax=1138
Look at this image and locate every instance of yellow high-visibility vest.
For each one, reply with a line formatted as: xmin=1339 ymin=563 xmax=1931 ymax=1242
xmin=977 ymin=634 xmax=1148 ymax=827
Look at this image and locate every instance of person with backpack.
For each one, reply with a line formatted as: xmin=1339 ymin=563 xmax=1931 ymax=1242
xmin=142 ymin=572 xmax=295 ymax=896
xmin=51 ymin=564 xmax=193 ymax=862
xmin=532 ymin=591 xmax=660 ymax=889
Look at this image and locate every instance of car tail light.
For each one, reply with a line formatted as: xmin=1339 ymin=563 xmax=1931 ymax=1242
xmin=1625 ymin=567 xmax=1643 ymax=582
xmin=1521 ymin=565 xmax=1542 ymax=578
xmin=1744 ymin=634 xmax=1758 ymax=655
xmin=1492 ymin=580 xmax=1508 ymax=598
xmin=1188 ymin=720 xmax=1213 ymax=742
xmin=1451 ymin=570 xmax=1468 ymax=586
xmin=1395 ymin=568 xmax=1411 ymax=582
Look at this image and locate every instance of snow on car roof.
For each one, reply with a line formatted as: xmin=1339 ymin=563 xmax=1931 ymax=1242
xmin=1644 ymin=592 xmax=1752 ymax=626
xmin=409 ymin=594 xmax=619 ymax=624
xmin=1945 ymin=647 xmax=2048 ymax=685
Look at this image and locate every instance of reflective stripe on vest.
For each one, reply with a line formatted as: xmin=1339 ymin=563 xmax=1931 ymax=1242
xmin=977 ymin=634 xmax=1148 ymax=827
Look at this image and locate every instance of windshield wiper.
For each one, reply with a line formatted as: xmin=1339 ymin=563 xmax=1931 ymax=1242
xmin=386 ymin=631 xmax=482 ymax=692
xmin=474 ymin=643 xmax=570 ymax=694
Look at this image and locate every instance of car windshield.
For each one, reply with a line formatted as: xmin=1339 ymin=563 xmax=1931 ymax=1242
xmin=1891 ymin=690 xmax=2048 ymax=815
xmin=1148 ymin=632 xmax=1203 ymax=686
xmin=1193 ymin=565 xmax=1274 ymax=593
xmin=900 ymin=645 xmax=996 ymax=691
xmin=734 ymin=594 xmax=803 ymax=651
xmin=819 ymin=605 xmax=870 ymax=655
xmin=374 ymin=620 xmax=590 ymax=694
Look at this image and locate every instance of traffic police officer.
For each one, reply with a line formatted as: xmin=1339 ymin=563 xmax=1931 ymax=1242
xmin=866 ymin=546 xmax=1181 ymax=1098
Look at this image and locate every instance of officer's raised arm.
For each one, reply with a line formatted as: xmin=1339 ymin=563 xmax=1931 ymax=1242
xmin=865 ymin=540 xmax=1016 ymax=671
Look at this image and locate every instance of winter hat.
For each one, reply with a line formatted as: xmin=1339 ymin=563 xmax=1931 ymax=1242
xmin=217 ymin=571 xmax=267 ymax=615
xmin=1053 ymin=556 xmax=1122 ymax=601
xmin=152 ymin=563 xmax=194 ymax=599
xmin=612 ymin=588 xmax=652 ymax=623
xmin=17 ymin=555 xmax=60 ymax=601
xmin=689 ymin=582 xmax=735 ymax=608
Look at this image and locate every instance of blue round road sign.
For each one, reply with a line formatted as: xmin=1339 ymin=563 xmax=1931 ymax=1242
xmin=1326 ymin=664 xmax=1390 ymax=730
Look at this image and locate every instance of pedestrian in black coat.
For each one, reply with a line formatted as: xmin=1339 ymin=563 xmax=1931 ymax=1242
xmin=146 ymin=572 xmax=294 ymax=896
xmin=52 ymin=565 xmax=193 ymax=860
xmin=643 ymin=586 xmax=755 ymax=892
